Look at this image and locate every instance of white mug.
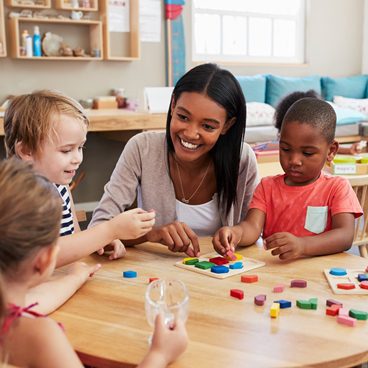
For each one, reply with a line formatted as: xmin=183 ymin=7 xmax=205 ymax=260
xmin=71 ymin=10 xmax=83 ymax=20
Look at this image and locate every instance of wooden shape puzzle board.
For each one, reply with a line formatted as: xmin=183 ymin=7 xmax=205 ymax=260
xmin=323 ymin=269 xmax=368 ymax=295
xmin=175 ymin=252 xmax=265 ymax=279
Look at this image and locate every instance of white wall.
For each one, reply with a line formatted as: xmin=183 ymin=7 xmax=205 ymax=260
xmin=362 ymin=0 xmax=368 ymax=73
xmin=185 ymin=0 xmax=364 ymax=78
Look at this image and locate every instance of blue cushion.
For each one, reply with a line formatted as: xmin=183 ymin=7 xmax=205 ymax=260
xmin=266 ymin=75 xmax=321 ymax=107
xmin=236 ymin=75 xmax=266 ymax=103
xmin=328 ymin=102 xmax=367 ymax=125
xmin=321 ymin=75 xmax=368 ymax=101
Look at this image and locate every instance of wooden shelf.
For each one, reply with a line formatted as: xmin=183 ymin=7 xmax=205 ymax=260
xmin=55 ymin=0 xmax=98 ymax=11
xmin=0 ymin=0 xmax=6 ymax=57
xmin=8 ymin=17 xmax=103 ymax=59
xmin=6 ymin=0 xmax=50 ymax=8
xmin=101 ymin=0 xmax=140 ymax=60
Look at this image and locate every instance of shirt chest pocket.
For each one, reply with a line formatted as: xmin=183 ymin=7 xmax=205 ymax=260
xmin=304 ymin=206 xmax=328 ymax=234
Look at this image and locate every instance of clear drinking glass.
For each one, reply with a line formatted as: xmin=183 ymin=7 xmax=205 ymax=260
xmin=145 ymin=279 xmax=189 ymax=342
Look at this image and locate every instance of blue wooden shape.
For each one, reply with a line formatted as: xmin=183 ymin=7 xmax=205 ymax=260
xmin=123 ymin=270 xmax=137 ymax=278
xmin=329 ymin=267 xmax=347 ymax=276
xmin=274 ymin=299 xmax=292 ymax=309
xmin=211 ymin=265 xmax=229 ymax=274
xmin=357 ymin=274 xmax=368 ymax=282
xmin=229 ymin=262 xmax=243 ymax=269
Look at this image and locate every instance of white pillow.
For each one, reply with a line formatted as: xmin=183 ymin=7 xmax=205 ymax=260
xmin=246 ymin=102 xmax=275 ymax=127
xmin=333 ymin=96 xmax=368 ymax=115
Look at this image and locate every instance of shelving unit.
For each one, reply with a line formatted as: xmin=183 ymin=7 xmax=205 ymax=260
xmin=0 ymin=0 xmax=6 ymax=57
xmin=101 ymin=0 xmax=140 ymax=60
xmin=8 ymin=17 xmax=103 ymax=60
xmin=5 ymin=0 xmax=50 ymax=9
xmin=55 ymin=0 xmax=98 ymax=12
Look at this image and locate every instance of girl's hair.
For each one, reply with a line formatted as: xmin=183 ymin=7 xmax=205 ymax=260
xmin=0 ymin=158 xmax=62 ymax=274
xmin=4 ymin=90 xmax=89 ymax=158
xmin=166 ymin=63 xmax=246 ymax=215
xmin=274 ymin=90 xmax=321 ymax=132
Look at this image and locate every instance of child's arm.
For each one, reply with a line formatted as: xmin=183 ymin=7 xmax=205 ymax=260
xmin=26 ymin=262 xmax=101 ymax=314
xmin=264 ymin=212 xmax=355 ymax=260
xmin=138 ymin=314 xmax=188 ymax=368
xmin=56 ymin=208 xmax=155 ymax=267
xmin=213 ymin=209 xmax=266 ymax=255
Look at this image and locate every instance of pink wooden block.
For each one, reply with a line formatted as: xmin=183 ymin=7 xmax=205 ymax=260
xmin=273 ymin=284 xmax=285 ymax=293
xmin=337 ymin=315 xmax=356 ymax=327
xmin=226 ymin=250 xmax=237 ymax=261
xmin=290 ymin=279 xmax=307 ymax=288
xmin=339 ymin=308 xmax=349 ymax=316
xmin=254 ymin=294 xmax=266 ymax=306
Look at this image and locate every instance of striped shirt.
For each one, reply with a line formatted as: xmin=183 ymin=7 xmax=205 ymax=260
xmin=54 ymin=184 xmax=74 ymax=236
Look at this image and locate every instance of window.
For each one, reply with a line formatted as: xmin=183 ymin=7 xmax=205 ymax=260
xmin=192 ymin=0 xmax=305 ymax=64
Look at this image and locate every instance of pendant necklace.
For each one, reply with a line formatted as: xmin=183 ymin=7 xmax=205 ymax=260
xmin=175 ymin=158 xmax=211 ymax=204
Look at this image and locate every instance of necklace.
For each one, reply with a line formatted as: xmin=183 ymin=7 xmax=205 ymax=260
xmin=174 ymin=158 xmax=211 ymax=204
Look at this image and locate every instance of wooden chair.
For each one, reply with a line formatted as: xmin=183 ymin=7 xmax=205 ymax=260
xmin=350 ymin=175 xmax=368 ymax=258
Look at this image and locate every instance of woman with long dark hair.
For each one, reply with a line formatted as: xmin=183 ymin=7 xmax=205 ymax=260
xmin=90 ymin=63 xmax=258 ymax=256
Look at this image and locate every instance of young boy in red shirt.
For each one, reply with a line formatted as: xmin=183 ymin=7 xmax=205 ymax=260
xmin=213 ymin=98 xmax=362 ymax=260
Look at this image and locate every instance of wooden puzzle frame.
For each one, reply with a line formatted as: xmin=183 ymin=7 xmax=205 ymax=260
xmin=175 ymin=252 xmax=265 ymax=279
xmin=323 ymin=269 xmax=368 ymax=295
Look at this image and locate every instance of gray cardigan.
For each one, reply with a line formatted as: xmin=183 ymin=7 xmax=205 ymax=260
xmin=90 ymin=132 xmax=258 ymax=229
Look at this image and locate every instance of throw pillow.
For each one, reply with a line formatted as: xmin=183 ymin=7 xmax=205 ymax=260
xmin=236 ymin=75 xmax=267 ymax=103
xmin=266 ymin=75 xmax=321 ymax=107
xmin=321 ymin=75 xmax=368 ymax=101
xmin=246 ymin=102 xmax=275 ymax=127
xmin=333 ymin=96 xmax=368 ymax=115
xmin=328 ymin=102 xmax=367 ymax=125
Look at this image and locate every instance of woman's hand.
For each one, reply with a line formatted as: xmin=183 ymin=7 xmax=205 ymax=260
xmin=146 ymin=221 xmax=200 ymax=257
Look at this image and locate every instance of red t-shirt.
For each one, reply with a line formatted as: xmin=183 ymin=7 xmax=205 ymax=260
xmin=249 ymin=172 xmax=363 ymax=238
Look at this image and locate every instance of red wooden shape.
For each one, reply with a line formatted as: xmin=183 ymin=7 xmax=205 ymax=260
xmin=326 ymin=305 xmax=340 ymax=316
xmin=337 ymin=283 xmax=355 ymax=290
xmin=241 ymin=275 xmax=258 ymax=283
xmin=209 ymin=256 xmax=229 ymax=266
xmin=230 ymin=289 xmax=244 ymax=300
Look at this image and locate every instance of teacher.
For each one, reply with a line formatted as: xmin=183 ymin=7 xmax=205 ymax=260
xmin=89 ymin=63 xmax=258 ymax=256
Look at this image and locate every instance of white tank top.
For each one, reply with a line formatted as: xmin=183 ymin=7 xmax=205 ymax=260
xmin=176 ymin=195 xmax=222 ymax=237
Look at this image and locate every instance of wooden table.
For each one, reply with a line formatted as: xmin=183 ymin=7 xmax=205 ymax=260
xmin=0 ymin=109 xmax=166 ymax=136
xmin=52 ymin=239 xmax=368 ymax=368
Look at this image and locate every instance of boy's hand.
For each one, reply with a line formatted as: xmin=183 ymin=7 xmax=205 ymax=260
xmin=212 ymin=226 xmax=242 ymax=256
xmin=111 ymin=208 xmax=156 ymax=240
xmin=146 ymin=222 xmax=200 ymax=257
xmin=97 ymin=239 xmax=126 ymax=260
xmin=66 ymin=261 xmax=102 ymax=286
xmin=264 ymin=232 xmax=306 ymax=260
xmin=150 ymin=313 xmax=188 ymax=365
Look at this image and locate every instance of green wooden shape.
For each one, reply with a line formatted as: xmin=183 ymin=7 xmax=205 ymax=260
xmin=195 ymin=261 xmax=216 ymax=270
xmin=297 ymin=300 xmax=312 ymax=309
xmin=349 ymin=309 xmax=368 ymax=320
xmin=184 ymin=258 xmax=199 ymax=265
xmin=309 ymin=298 xmax=318 ymax=310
